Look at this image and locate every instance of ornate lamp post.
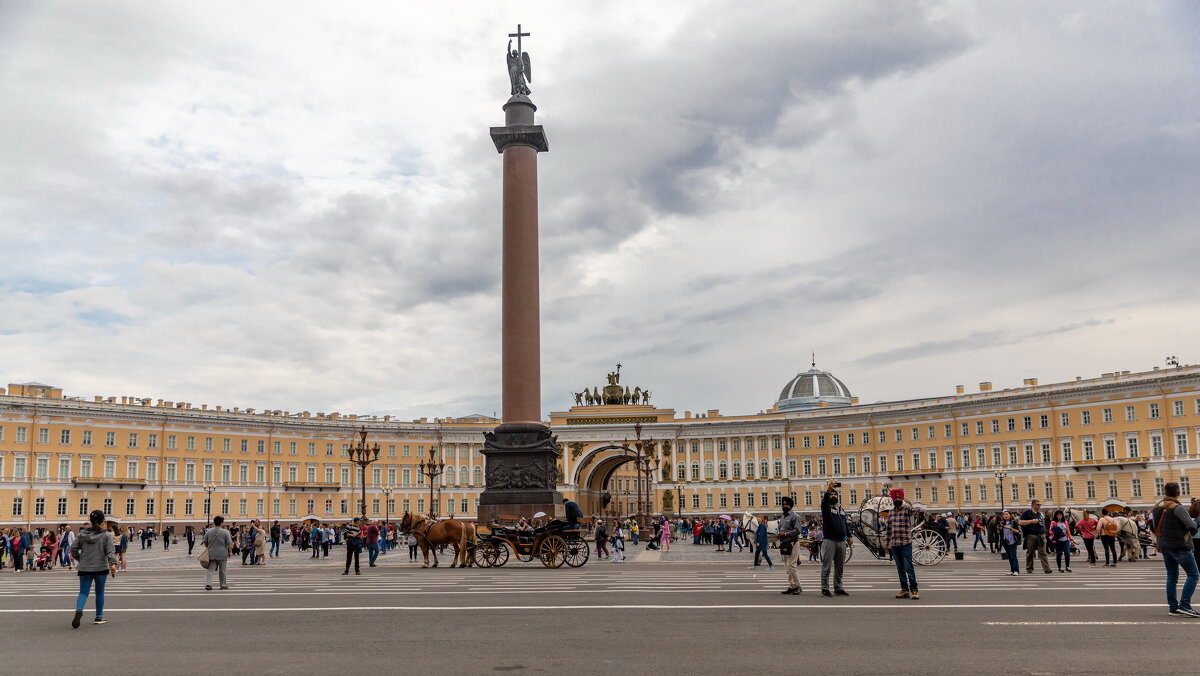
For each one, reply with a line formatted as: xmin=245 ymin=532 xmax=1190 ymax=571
xmin=418 ymin=445 xmax=446 ymax=517
xmin=203 ymin=483 xmax=217 ymax=528
xmin=348 ymin=427 xmax=381 ymax=522
xmin=674 ymin=481 xmax=686 ymax=517
xmin=621 ymin=422 xmax=659 ymax=528
xmin=382 ymin=485 xmax=394 ymax=532
xmin=994 ymin=470 xmax=1008 ymax=514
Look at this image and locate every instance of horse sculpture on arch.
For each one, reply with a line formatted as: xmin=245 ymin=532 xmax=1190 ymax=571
xmin=399 ymin=512 xmax=476 ymax=568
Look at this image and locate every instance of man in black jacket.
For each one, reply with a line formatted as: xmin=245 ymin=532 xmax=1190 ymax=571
xmin=1153 ymin=482 xmax=1199 ymax=617
xmin=820 ymin=481 xmax=850 ymax=597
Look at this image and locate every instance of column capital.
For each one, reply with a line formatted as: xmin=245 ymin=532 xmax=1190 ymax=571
xmin=490 ymin=125 xmax=549 ymax=153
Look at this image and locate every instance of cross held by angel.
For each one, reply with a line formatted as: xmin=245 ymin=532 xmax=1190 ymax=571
xmin=507 ymin=24 xmax=532 ymax=96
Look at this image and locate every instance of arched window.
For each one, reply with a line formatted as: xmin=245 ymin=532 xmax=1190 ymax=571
xmin=745 ymin=461 xmax=755 ymax=479
xmin=677 ymin=462 xmax=686 ymax=480
xmin=760 ymin=460 xmax=769 ymax=479
xmin=459 ymin=466 xmax=469 ymax=485
xmin=690 ymin=462 xmax=700 ymax=480
xmin=718 ymin=460 xmax=728 ymax=479
xmin=704 ymin=461 xmax=714 ymax=480
xmin=732 ymin=462 xmax=741 ymax=479
xmin=773 ymin=459 xmax=783 ymax=478
xmin=473 ymin=466 xmax=482 ymax=485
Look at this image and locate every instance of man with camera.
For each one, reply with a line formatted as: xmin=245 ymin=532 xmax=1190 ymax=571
xmin=820 ymin=481 xmax=850 ymax=597
xmin=777 ymin=495 xmax=804 ymax=595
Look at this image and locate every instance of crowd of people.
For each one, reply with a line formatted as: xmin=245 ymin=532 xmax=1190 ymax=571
xmin=13 ymin=480 xmax=1200 ymax=627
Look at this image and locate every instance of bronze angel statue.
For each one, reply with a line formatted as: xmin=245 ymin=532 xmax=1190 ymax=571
xmin=507 ymin=40 xmax=531 ymax=96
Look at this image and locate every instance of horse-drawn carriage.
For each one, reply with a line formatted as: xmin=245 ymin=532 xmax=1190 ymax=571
xmin=848 ymin=495 xmax=948 ymax=565
xmin=743 ymin=495 xmax=948 ymax=566
xmin=473 ymin=519 xmax=590 ymax=568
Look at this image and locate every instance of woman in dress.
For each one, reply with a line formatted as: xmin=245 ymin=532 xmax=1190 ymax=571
xmin=254 ymin=524 xmax=267 ymax=565
xmin=115 ymin=526 xmax=129 ymax=571
xmin=659 ymin=516 xmax=671 ymax=552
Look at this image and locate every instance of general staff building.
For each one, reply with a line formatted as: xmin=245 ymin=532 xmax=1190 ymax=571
xmin=2 ymin=362 xmax=1198 ymax=529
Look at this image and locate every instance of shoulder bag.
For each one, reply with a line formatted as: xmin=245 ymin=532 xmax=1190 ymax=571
xmin=198 ymin=546 xmax=210 ymax=569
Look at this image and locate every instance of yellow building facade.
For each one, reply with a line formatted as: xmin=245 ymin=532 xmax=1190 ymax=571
xmin=3 ymin=363 xmax=1199 ymax=529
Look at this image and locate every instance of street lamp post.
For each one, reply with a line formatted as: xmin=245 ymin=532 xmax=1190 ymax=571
xmin=418 ymin=445 xmax=446 ymax=517
xmin=994 ymin=470 xmax=1008 ymax=514
xmin=203 ymin=483 xmax=216 ymax=528
xmin=382 ymin=486 xmax=393 ymax=531
xmin=621 ymin=422 xmax=659 ymax=528
xmin=348 ymin=427 xmax=381 ymax=523
xmin=674 ymin=481 xmax=685 ymax=517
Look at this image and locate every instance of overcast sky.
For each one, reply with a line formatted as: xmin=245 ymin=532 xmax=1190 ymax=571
xmin=1 ymin=1 xmax=1198 ymax=420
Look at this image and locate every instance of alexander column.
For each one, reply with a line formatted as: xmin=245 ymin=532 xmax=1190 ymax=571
xmin=478 ymin=25 xmax=562 ymax=524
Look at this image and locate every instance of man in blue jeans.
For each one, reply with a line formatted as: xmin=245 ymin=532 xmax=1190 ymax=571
xmin=363 ymin=520 xmax=381 ymax=567
xmin=1152 ymin=482 xmax=1200 ymax=616
xmin=886 ymin=488 xmax=922 ymax=600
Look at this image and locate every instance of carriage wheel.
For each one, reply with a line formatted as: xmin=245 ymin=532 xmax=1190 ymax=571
xmin=912 ymin=529 xmax=948 ymax=566
xmin=493 ymin=542 xmax=510 ymax=567
xmin=473 ymin=541 xmax=498 ymax=568
xmin=538 ymin=535 xmax=566 ymax=568
xmin=563 ymin=538 xmax=590 ymax=567
xmin=843 ymin=540 xmax=853 ymax=564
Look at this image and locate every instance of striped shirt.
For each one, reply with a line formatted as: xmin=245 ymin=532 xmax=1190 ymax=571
xmin=343 ymin=524 xmax=361 ymax=541
xmin=886 ymin=504 xmax=921 ymax=548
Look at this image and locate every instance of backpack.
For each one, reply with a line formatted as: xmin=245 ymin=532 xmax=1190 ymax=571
xmin=1101 ymin=520 xmax=1118 ymax=537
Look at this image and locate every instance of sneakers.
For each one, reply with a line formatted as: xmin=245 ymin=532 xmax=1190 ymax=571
xmin=766 ymin=567 xmax=774 ymax=571
xmin=93 ymin=617 xmax=107 ymax=625
xmin=71 ymin=610 xmax=82 ymax=629
xmin=219 ymin=586 xmax=229 ymax=590
xmin=834 ymin=590 xmax=850 ymax=596
xmin=1176 ymin=607 xmax=1200 ymax=618
xmin=343 ymin=571 xmax=350 ymax=575
xmin=820 ymin=590 xmax=833 ymax=597
xmin=781 ymin=588 xmax=800 ymax=595
xmin=896 ymin=591 xmax=911 ymax=599
xmin=746 ymin=566 xmax=758 ymax=570
xmin=910 ymin=591 xmax=920 ymax=600
xmin=205 ymin=584 xmax=213 ymax=590
xmin=1044 ymin=569 xmax=1053 ymax=574
xmin=1065 ymin=568 xmax=1072 ymax=573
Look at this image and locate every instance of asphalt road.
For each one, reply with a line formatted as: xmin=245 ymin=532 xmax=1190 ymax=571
xmin=1 ymin=560 xmax=1190 ymax=674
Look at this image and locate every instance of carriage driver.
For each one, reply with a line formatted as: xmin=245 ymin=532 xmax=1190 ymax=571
xmin=562 ymin=497 xmax=583 ymax=531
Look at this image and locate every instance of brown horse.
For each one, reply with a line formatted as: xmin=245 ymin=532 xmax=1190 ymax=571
xmin=399 ymin=512 xmax=475 ymax=568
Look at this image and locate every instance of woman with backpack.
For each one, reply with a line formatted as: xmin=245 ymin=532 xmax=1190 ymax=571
xmin=1049 ymin=510 xmax=1073 ymax=573
xmin=1098 ymin=512 xmax=1120 ymax=567
xmin=70 ymin=510 xmax=117 ymax=628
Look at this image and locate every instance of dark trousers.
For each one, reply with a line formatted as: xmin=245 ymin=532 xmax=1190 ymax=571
xmin=1004 ymin=542 xmax=1020 ymax=573
xmin=409 ymin=544 xmax=418 ymax=560
xmin=312 ymin=542 xmax=322 ymax=558
xmin=1054 ymin=540 xmax=1071 ymax=570
xmin=345 ymin=544 xmax=361 ymax=573
xmin=241 ymin=547 xmax=251 ymax=565
xmin=187 ymin=539 xmax=195 ymax=555
xmin=1101 ymin=535 xmax=1118 ymax=565
xmin=1083 ymin=537 xmax=1097 ymax=564
xmin=891 ymin=543 xmax=917 ymax=592
xmin=753 ymin=543 xmax=773 ymax=567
